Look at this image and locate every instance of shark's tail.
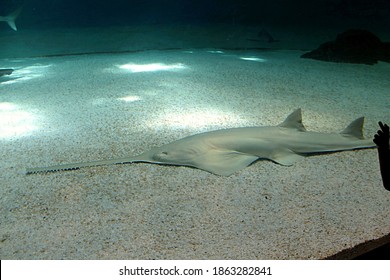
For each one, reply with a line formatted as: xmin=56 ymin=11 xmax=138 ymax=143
xmin=2 ymin=7 xmax=22 ymax=31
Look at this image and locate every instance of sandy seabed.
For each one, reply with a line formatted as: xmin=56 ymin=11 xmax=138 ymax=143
xmin=0 ymin=49 xmax=389 ymax=259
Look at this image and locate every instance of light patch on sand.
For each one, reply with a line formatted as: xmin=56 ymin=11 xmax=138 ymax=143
xmin=207 ymin=50 xmax=225 ymax=54
xmin=117 ymin=63 xmax=186 ymax=73
xmin=0 ymin=102 xmax=17 ymax=111
xmin=239 ymin=56 xmax=266 ymax=62
xmin=118 ymin=95 xmax=142 ymax=102
xmin=148 ymin=109 xmax=245 ymax=130
xmin=0 ymin=102 xmax=39 ymax=139
xmin=1 ymin=64 xmax=52 ymax=85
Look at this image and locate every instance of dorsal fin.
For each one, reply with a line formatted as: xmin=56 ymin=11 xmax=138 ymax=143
xmin=278 ymin=108 xmax=306 ymax=131
xmin=340 ymin=117 xmax=365 ymax=139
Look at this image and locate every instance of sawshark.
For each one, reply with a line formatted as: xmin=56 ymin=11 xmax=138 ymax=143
xmin=0 ymin=7 xmax=22 ymax=31
xmin=26 ymin=109 xmax=375 ymax=176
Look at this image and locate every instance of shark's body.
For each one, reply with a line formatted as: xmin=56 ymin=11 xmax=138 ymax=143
xmin=0 ymin=8 xmax=22 ymax=31
xmin=26 ymin=109 xmax=375 ymax=176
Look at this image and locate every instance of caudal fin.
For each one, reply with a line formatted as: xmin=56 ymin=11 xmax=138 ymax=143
xmin=5 ymin=7 xmax=22 ymax=31
xmin=340 ymin=117 xmax=365 ymax=139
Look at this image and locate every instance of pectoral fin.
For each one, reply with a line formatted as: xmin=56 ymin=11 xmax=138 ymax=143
xmin=190 ymin=150 xmax=259 ymax=176
xmin=269 ymin=148 xmax=304 ymax=166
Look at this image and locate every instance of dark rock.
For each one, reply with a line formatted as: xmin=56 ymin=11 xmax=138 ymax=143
xmin=0 ymin=69 xmax=14 ymax=77
xmin=301 ymin=29 xmax=390 ymax=65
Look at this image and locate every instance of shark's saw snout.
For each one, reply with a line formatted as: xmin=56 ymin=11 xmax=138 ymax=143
xmin=26 ymin=109 xmax=375 ymax=176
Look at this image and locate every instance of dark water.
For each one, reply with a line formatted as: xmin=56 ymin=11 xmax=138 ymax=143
xmin=1 ymin=0 xmax=390 ymax=58
xmin=2 ymin=0 xmax=390 ymax=30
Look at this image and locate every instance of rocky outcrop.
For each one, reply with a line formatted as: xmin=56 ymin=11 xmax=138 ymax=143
xmin=0 ymin=68 xmax=13 ymax=77
xmin=301 ymin=29 xmax=390 ymax=65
